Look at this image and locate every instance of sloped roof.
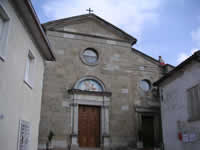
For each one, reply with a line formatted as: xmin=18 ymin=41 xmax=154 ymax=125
xmin=132 ymin=48 xmax=175 ymax=69
xmin=133 ymin=48 xmax=160 ymax=65
xmin=154 ymin=50 xmax=200 ymax=86
xmin=12 ymin=0 xmax=55 ymax=61
xmin=43 ymin=13 xmax=137 ymax=45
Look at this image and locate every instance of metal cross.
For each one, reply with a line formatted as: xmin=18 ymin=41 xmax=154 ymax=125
xmin=86 ymin=8 xmax=94 ymax=14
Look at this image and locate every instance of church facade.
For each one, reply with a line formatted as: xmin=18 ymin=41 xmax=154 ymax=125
xmin=38 ymin=14 xmax=166 ymax=150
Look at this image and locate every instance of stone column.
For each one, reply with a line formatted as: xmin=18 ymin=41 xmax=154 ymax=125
xmin=104 ymin=105 xmax=110 ymax=135
xmin=70 ymin=97 xmax=79 ymax=150
xmin=102 ymin=97 xmax=110 ymax=150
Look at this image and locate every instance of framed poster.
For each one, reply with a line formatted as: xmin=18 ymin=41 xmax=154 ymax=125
xmin=18 ymin=120 xmax=30 ymax=150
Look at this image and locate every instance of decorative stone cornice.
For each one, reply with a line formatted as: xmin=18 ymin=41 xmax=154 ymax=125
xmin=70 ymin=103 xmax=78 ymax=107
xmin=102 ymin=105 xmax=110 ymax=109
xmin=70 ymin=133 xmax=78 ymax=137
xmin=102 ymin=133 xmax=110 ymax=137
xmin=68 ymin=89 xmax=112 ymax=97
xmin=135 ymin=105 xmax=160 ymax=113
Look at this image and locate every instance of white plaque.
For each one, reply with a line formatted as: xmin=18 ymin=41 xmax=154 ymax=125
xmin=18 ymin=120 xmax=30 ymax=150
xmin=189 ymin=133 xmax=197 ymax=142
xmin=121 ymin=105 xmax=129 ymax=111
xmin=0 ymin=114 xmax=4 ymax=120
xmin=106 ymin=40 xmax=116 ymax=45
xmin=62 ymin=101 xmax=70 ymax=107
xmin=182 ymin=134 xmax=189 ymax=143
xmin=139 ymin=66 xmax=145 ymax=71
xmin=121 ymin=89 xmax=128 ymax=94
xmin=64 ymin=33 xmax=75 ymax=38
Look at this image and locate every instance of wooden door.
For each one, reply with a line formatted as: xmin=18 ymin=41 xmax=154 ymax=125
xmin=78 ymin=105 xmax=100 ymax=147
xmin=142 ymin=115 xmax=154 ymax=148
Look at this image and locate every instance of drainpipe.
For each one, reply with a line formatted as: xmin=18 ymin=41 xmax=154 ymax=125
xmin=70 ymin=93 xmax=75 ymax=150
xmin=159 ymin=87 xmax=165 ymax=150
xmin=102 ymin=95 xmax=105 ymax=150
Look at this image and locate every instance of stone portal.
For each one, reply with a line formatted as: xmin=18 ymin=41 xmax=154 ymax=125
xmin=68 ymin=88 xmax=111 ymax=150
xmin=78 ymin=105 xmax=100 ymax=147
xmin=141 ymin=115 xmax=155 ymax=148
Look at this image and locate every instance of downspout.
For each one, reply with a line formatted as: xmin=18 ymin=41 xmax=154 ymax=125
xmin=159 ymin=87 xmax=165 ymax=150
xmin=70 ymin=93 xmax=75 ymax=150
xmin=102 ymin=95 xmax=105 ymax=150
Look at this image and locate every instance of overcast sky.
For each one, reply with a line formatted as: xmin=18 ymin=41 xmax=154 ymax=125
xmin=31 ymin=0 xmax=200 ymax=66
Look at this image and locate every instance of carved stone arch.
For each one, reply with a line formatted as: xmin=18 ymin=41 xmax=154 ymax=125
xmin=74 ymin=76 xmax=106 ymax=92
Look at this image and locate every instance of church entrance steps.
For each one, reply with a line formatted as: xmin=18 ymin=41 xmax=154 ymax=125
xmin=131 ymin=148 xmax=159 ymax=150
xmin=128 ymin=148 xmax=156 ymax=150
xmin=78 ymin=148 xmax=101 ymax=150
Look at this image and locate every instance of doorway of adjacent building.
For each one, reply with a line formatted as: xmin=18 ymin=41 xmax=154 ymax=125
xmin=141 ymin=115 xmax=154 ymax=148
xmin=78 ymin=105 xmax=100 ymax=147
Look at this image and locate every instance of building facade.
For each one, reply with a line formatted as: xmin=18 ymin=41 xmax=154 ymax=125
xmin=154 ymin=51 xmax=200 ymax=150
xmin=38 ymin=14 xmax=166 ymax=150
xmin=0 ymin=0 xmax=55 ymax=150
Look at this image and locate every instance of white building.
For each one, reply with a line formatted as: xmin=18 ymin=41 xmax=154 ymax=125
xmin=0 ymin=0 xmax=55 ymax=150
xmin=154 ymin=51 xmax=200 ymax=150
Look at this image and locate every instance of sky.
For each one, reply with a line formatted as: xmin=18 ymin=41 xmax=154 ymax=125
xmin=31 ymin=0 xmax=200 ymax=66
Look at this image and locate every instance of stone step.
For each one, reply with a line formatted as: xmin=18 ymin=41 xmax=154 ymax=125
xmin=78 ymin=148 xmax=101 ymax=150
xmin=128 ymin=148 xmax=158 ymax=150
xmin=129 ymin=149 xmax=159 ymax=150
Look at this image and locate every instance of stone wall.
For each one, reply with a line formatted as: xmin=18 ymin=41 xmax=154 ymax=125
xmin=38 ymin=18 xmax=163 ymax=150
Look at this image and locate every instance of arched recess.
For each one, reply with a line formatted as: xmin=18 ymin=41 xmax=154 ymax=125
xmin=74 ymin=76 xmax=105 ymax=92
xmin=69 ymin=76 xmax=111 ymax=149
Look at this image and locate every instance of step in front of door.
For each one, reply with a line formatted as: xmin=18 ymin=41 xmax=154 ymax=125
xmin=78 ymin=148 xmax=101 ymax=150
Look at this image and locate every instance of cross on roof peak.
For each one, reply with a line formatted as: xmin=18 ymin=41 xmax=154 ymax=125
xmin=86 ymin=8 xmax=94 ymax=14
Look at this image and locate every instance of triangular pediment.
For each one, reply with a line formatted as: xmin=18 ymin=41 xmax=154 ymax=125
xmin=43 ymin=14 xmax=137 ymax=45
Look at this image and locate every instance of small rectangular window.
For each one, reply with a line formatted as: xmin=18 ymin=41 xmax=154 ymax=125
xmin=0 ymin=16 xmax=4 ymax=37
xmin=18 ymin=120 xmax=31 ymax=150
xmin=187 ymin=83 xmax=200 ymax=121
xmin=0 ymin=2 xmax=10 ymax=61
xmin=24 ymin=50 xmax=35 ymax=88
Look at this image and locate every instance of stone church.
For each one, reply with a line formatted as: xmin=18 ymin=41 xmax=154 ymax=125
xmin=38 ymin=13 xmax=172 ymax=150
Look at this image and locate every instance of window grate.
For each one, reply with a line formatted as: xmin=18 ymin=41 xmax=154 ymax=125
xmin=187 ymin=83 xmax=200 ymax=121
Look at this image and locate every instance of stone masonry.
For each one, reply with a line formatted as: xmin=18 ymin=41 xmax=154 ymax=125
xmin=38 ymin=14 xmax=165 ymax=150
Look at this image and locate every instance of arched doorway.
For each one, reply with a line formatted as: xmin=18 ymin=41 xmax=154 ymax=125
xmin=68 ymin=76 xmax=111 ymax=149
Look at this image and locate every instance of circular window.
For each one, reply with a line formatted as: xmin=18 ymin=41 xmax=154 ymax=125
xmin=81 ymin=48 xmax=99 ymax=65
xmin=140 ymin=80 xmax=151 ymax=92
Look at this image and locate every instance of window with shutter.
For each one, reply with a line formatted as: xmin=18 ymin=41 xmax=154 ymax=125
xmin=24 ymin=50 xmax=35 ymax=88
xmin=0 ymin=2 xmax=10 ymax=61
xmin=187 ymin=83 xmax=200 ymax=121
xmin=0 ymin=16 xmax=4 ymax=38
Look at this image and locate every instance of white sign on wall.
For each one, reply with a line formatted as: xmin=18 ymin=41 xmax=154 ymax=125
xmin=0 ymin=113 xmax=4 ymax=120
xmin=18 ymin=120 xmax=30 ymax=150
xmin=121 ymin=105 xmax=129 ymax=111
xmin=182 ymin=133 xmax=198 ymax=143
xmin=120 ymin=89 xmax=128 ymax=94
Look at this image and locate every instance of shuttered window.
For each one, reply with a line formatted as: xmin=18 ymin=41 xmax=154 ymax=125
xmin=24 ymin=50 xmax=35 ymax=88
xmin=0 ymin=2 xmax=10 ymax=60
xmin=187 ymin=83 xmax=200 ymax=121
xmin=0 ymin=16 xmax=3 ymax=39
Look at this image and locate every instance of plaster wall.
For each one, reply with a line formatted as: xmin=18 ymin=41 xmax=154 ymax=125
xmin=0 ymin=1 xmax=45 ymax=150
xmin=160 ymin=61 xmax=200 ymax=150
